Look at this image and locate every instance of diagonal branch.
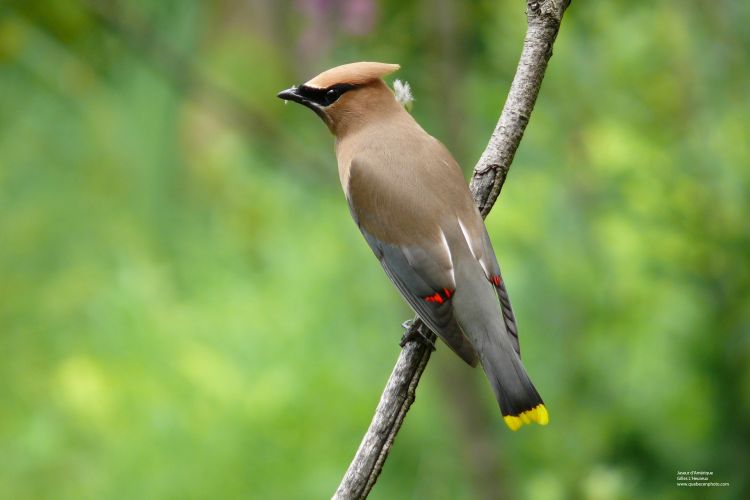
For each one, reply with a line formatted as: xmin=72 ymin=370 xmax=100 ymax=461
xmin=334 ymin=1 xmax=571 ymax=498
xmin=470 ymin=0 xmax=572 ymax=217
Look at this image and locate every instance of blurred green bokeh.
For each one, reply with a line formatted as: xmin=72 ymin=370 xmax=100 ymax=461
xmin=1 ymin=1 xmax=749 ymax=499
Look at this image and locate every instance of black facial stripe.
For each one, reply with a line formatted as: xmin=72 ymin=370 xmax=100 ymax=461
xmin=297 ymin=83 xmax=358 ymax=107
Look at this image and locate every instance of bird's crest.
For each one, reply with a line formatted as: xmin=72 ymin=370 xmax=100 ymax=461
xmin=304 ymin=62 xmax=400 ymax=89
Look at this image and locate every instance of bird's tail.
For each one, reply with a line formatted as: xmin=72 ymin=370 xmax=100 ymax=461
xmin=450 ymin=243 xmax=548 ymax=431
xmin=479 ymin=341 xmax=548 ymax=431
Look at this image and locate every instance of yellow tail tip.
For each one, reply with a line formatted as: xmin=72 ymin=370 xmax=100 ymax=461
xmin=503 ymin=404 xmax=549 ymax=431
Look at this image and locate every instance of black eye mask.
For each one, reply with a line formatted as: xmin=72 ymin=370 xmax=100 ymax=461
xmin=296 ymin=83 xmax=358 ymax=107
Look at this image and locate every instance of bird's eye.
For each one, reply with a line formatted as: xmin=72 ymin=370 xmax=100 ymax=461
xmin=325 ymin=88 xmax=341 ymax=105
xmin=316 ymin=84 xmax=356 ymax=106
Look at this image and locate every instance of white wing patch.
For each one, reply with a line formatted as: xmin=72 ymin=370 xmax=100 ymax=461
xmin=458 ymin=217 xmax=490 ymax=277
xmin=439 ymin=228 xmax=456 ymax=283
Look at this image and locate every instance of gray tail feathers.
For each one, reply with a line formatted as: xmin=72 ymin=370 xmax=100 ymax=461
xmin=448 ymin=247 xmax=548 ymax=430
xmin=480 ymin=342 xmax=549 ymax=431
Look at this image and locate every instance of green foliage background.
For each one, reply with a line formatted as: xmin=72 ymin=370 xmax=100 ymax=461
xmin=1 ymin=1 xmax=748 ymax=499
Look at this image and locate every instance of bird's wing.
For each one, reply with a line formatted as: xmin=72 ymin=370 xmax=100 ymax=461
xmin=346 ymin=157 xmax=478 ymax=366
xmin=473 ymin=227 xmax=521 ymax=357
xmin=364 ymin=233 xmax=479 ymax=366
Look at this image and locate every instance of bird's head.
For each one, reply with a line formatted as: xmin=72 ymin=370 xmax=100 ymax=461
xmin=277 ymin=62 xmax=403 ymax=136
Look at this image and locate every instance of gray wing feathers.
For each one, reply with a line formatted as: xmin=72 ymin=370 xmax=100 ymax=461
xmin=361 ymin=230 xmax=479 ymax=366
xmin=477 ymin=227 xmax=521 ymax=357
xmin=495 ymin=279 xmax=520 ymax=356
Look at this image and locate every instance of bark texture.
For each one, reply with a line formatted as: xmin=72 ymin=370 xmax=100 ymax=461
xmin=334 ymin=1 xmax=571 ymax=498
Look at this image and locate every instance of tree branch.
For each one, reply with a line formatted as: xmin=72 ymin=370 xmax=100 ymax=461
xmin=471 ymin=0 xmax=572 ymax=217
xmin=334 ymin=1 xmax=571 ymax=498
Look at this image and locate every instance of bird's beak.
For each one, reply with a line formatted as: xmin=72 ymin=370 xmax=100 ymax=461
xmin=277 ymin=85 xmax=330 ymax=126
xmin=277 ymin=86 xmax=306 ymax=105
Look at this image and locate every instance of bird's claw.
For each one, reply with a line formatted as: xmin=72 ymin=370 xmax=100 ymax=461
xmin=399 ymin=320 xmax=435 ymax=350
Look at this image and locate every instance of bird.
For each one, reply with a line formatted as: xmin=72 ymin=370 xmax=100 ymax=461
xmin=278 ymin=62 xmax=548 ymax=431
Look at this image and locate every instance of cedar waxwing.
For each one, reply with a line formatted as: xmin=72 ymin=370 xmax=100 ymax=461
xmin=278 ymin=62 xmax=548 ymax=431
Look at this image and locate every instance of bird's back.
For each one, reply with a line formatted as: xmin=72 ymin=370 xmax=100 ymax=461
xmin=336 ymin=112 xmax=484 ymax=248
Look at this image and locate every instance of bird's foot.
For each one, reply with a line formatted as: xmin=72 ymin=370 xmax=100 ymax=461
xmin=399 ymin=319 xmax=436 ymax=350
